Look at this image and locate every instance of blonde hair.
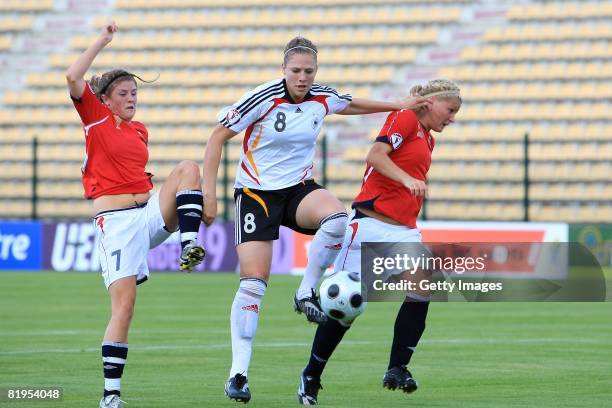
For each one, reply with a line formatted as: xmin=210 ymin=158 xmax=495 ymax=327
xmin=283 ymin=36 xmax=318 ymax=65
xmin=410 ymin=79 xmax=462 ymax=103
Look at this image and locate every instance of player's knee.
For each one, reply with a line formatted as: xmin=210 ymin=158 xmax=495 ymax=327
xmin=237 ymin=278 xmax=266 ymax=339
xmin=239 ymin=277 xmax=267 ymax=298
xmin=112 ymin=298 xmax=135 ymax=323
xmin=176 ymin=160 xmax=200 ymax=182
xmin=319 ymin=212 xmax=348 ymax=238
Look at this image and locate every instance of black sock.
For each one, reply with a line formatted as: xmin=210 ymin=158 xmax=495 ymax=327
xmin=388 ymin=299 xmax=429 ymax=369
xmin=303 ymin=319 xmax=350 ymax=378
xmin=102 ymin=342 xmax=128 ymax=397
xmin=176 ymin=190 xmax=203 ymax=249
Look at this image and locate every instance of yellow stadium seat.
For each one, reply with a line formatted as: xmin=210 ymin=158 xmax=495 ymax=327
xmin=0 ymin=200 xmax=33 ymax=218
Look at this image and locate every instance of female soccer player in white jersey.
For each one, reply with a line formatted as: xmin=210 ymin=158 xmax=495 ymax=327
xmin=202 ymin=36 xmax=431 ymax=403
xmin=66 ymin=22 xmax=205 ymax=408
xmin=296 ymin=79 xmax=462 ymax=405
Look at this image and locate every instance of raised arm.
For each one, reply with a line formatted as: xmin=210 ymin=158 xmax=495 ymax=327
xmin=65 ymin=21 xmax=117 ymax=99
xmin=337 ymin=96 xmax=432 ymax=116
xmin=366 ymin=142 xmax=428 ymax=198
xmin=202 ymin=124 xmax=239 ymax=225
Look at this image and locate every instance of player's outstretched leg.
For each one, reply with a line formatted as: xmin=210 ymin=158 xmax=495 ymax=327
xmin=98 ymin=278 xmax=136 ymax=408
xmin=383 ymin=297 xmax=429 ymax=394
xmin=100 ymin=342 xmax=128 ymax=407
xmin=158 ymin=160 xmax=206 ymax=272
xmin=225 ymin=277 xmax=267 ymax=403
xmin=297 ymin=318 xmax=350 ymax=405
xmin=297 ymin=370 xmax=322 ymax=405
xmin=295 ymin=212 xmax=348 ymax=323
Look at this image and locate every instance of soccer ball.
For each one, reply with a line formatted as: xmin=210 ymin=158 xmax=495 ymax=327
xmin=319 ymin=271 xmax=366 ymax=325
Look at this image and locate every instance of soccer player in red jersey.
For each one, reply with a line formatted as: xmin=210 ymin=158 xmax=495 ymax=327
xmin=297 ymin=79 xmax=462 ymax=405
xmin=65 ymin=21 xmax=205 ymax=408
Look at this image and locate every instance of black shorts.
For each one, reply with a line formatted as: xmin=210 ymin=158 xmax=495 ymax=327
xmin=234 ymin=180 xmax=323 ymax=244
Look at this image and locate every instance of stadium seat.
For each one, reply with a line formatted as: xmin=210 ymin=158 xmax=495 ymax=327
xmin=0 ymin=181 xmax=31 ymax=198
xmin=0 ymin=144 xmax=32 ymax=161
xmin=0 ymin=35 xmax=11 ymax=50
xmin=113 ymin=0 xmax=463 ymax=9
xmin=37 ymin=181 xmax=83 ymax=199
xmin=37 ymin=200 xmax=92 ymax=219
xmin=37 ymin=163 xmax=79 ymax=180
xmin=508 ymin=2 xmax=610 ymax=21
xmin=0 ymin=15 xmax=34 ymax=32
xmin=0 ymin=199 xmax=33 ymax=218
xmin=39 ymin=144 xmax=84 ymax=161
xmin=0 ymin=0 xmax=610 ymax=222
xmin=484 ymin=23 xmax=611 ymax=42
xmin=0 ymin=0 xmax=54 ymax=11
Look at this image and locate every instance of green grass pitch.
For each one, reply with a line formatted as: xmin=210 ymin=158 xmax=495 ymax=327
xmin=1 ymin=271 xmax=611 ymax=407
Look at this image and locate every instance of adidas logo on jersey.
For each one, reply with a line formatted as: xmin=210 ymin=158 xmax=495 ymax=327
xmin=242 ymin=304 xmax=259 ymax=313
xmin=295 ymin=107 xmax=303 ymax=113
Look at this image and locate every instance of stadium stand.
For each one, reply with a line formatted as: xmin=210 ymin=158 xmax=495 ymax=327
xmin=0 ymin=0 xmax=610 ymax=222
xmin=0 ymin=16 xmax=34 ymax=32
xmin=0 ymin=0 xmax=54 ymax=12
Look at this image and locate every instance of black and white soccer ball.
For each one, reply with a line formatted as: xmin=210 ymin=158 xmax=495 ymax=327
xmin=319 ymin=271 xmax=366 ymax=325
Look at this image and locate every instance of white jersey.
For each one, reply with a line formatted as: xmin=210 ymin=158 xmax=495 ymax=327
xmin=218 ymin=79 xmax=352 ymax=190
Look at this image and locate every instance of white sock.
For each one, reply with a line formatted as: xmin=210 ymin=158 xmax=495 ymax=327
xmin=229 ymin=278 xmax=267 ymax=378
xmin=297 ymin=212 xmax=348 ymax=299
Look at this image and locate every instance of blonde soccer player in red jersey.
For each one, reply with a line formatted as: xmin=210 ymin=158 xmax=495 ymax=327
xmin=66 ymin=21 xmax=205 ymax=408
xmin=297 ymin=79 xmax=462 ymax=405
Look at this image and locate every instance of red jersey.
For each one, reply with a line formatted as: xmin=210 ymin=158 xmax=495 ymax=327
xmin=72 ymin=84 xmax=153 ymax=199
xmin=353 ymin=109 xmax=434 ymax=228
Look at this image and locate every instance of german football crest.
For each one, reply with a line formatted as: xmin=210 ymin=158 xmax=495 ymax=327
xmin=226 ymin=108 xmax=241 ymax=126
xmin=390 ymin=133 xmax=403 ymax=149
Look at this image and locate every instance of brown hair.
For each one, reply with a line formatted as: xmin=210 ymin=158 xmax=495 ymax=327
xmin=89 ymin=69 xmax=154 ymax=102
xmin=283 ymin=36 xmax=318 ymax=65
xmin=410 ymin=78 xmax=462 ymax=104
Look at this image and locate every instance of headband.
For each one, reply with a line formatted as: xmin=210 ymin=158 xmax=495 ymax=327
xmin=284 ymin=45 xmax=317 ymax=55
xmin=422 ymin=90 xmax=461 ymax=98
xmin=98 ymin=72 xmax=134 ymax=96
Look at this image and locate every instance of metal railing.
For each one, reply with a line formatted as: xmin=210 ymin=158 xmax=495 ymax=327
xmin=1 ymin=133 xmax=545 ymax=222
